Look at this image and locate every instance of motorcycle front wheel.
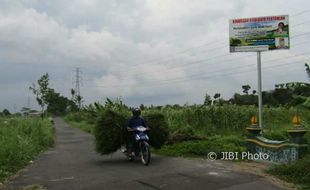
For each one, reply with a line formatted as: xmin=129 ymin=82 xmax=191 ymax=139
xmin=140 ymin=141 xmax=151 ymax=166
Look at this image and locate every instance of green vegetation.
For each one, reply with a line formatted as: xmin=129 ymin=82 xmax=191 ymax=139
xmin=143 ymin=112 xmax=169 ymax=149
xmin=65 ymin=119 xmax=93 ymax=134
xmin=29 ymin=73 xmax=79 ymax=116
xmin=0 ymin=117 xmax=54 ymax=182
xmin=65 ymin=97 xmax=310 ymax=189
xmin=94 ymin=110 xmax=128 ymax=155
xmin=267 ymin=155 xmax=310 ymax=189
xmin=64 ymin=80 xmax=309 ymax=188
xmin=66 ymin=99 xmax=169 ymax=155
xmin=155 ymin=135 xmax=246 ymax=157
xmin=65 ymin=99 xmax=309 ymax=155
xmin=0 ymin=109 xmax=11 ymax=116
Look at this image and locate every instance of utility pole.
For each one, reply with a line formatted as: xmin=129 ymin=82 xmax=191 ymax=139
xmin=257 ymin=51 xmax=263 ymax=129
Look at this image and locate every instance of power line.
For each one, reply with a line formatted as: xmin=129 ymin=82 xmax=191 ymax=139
xmin=83 ymin=32 xmax=310 ymax=87
xmin=109 ymin=31 xmax=310 ymax=78
xmin=123 ymin=42 xmax=228 ymax=73
xmin=109 ymin=9 xmax=310 ymax=70
xmin=292 ymin=20 xmax=310 ymax=27
xmin=93 ymin=51 xmax=310 ymax=88
xmin=93 ymin=60 xmax=306 ymax=90
xmin=291 ymin=9 xmax=310 ymax=17
xmin=79 ymin=10 xmax=310 ymax=88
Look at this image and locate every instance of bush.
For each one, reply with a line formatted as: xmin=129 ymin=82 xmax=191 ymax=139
xmin=267 ymin=155 xmax=310 ymax=189
xmin=94 ymin=110 xmax=127 ymax=155
xmin=144 ymin=112 xmax=169 ymax=149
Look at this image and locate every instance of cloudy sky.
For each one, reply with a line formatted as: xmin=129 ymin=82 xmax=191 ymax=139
xmin=1 ymin=0 xmax=310 ymax=112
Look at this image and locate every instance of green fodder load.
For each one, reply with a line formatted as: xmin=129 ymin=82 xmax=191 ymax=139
xmin=144 ymin=112 xmax=169 ymax=149
xmin=94 ymin=109 xmax=127 ymax=155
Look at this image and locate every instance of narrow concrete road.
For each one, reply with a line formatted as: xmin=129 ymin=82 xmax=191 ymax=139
xmin=4 ymin=118 xmax=284 ymax=190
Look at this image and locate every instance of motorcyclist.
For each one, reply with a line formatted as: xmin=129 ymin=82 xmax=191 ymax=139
xmin=125 ymin=108 xmax=148 ymax=156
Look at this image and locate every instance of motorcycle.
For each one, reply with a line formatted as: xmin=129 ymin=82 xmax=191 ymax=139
xmin=123 ymin=126 xmax=151 ymax=166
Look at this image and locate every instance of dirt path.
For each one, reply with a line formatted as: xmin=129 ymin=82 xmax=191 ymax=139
xmin=2 ymin=118 xmax=290 ymax=190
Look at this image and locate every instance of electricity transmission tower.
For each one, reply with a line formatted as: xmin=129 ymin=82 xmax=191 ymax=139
xmin=73 ymin=67 xmax=83 ymax=109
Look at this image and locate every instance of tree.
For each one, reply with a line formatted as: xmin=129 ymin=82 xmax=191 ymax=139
xmin=76 ymin=95 xmax=83 ymax=110
xmin=242 ymin=84 xmax=251 ymax=95
xmin=29 ymin=73 xmax=50 ymax=115
xmin=252 ymin=90 xmax=257 ymax=95
xmin=305 ymin=63 xmax=310 ymax=81
xmin=213 ymin=93 xmax=221 ymax=99
xmin=71 ymin=88 xmax=76 ymax=100
xmin=203 ymin=93 xmax=212 ymax=106
xmin=2 ymin=109 xmax=11 ymax=116
xmin=46 ymin=89 xmax=74 ymax=115
xmin=30 ymin=73 xmax=78 ymax=115
xmin=213 ymin=93 xmax=221 ymax=105
xmin=70 ymin=88 xmax=83 ymax=110
xmin=140 ymin=104 xmax=146 ymax=110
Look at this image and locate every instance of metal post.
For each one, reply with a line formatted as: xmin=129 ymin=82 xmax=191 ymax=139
xmin=257 ymin=51 xmax=263 ymax=128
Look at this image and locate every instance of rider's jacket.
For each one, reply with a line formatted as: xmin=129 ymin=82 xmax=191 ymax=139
xmin=126 ymin=116 xmax=147 ymax=129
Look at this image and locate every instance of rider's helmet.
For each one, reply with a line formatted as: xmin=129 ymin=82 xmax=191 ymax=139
xmin=132 ymin=108 xmax=141 ymax=117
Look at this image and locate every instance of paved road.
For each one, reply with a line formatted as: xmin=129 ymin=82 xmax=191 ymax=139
xmin=4 ymin=118 xmax=284 ymax=190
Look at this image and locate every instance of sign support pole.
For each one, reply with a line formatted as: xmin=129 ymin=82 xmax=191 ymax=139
xmin=257 ymin=51 xmax=263 ymax=128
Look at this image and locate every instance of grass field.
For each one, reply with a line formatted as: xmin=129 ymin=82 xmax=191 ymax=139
xmin=0 ymin=117 xmax=54 ymax=182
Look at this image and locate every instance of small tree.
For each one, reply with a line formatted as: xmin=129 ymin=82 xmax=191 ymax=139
xmin=140 ymin=104 xmax=146 ymax=110
xmin=204 ymin=93 xmax=212 ymax=106
xmin=71 ymin=88 xmax=76 ymax=100
xmin=242 ymin=84 xmax=251 ymax=95
xmin=29 ymin=73 xmax=50 ymax=116
xmin=76 ymin=95 xmax=83 ymax=110
xmin=70 ymin=88 xmax=83 ymax=110
xmin=305 ymin=63 xmax=310 ymax=81
xmin=213 ymin=93 xmax=221 ymax=99
xmin=2 ymin=109 xmax=11 ymax=116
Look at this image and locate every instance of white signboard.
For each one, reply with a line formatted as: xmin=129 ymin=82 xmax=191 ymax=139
xmin=229 ymin=15 xmax=289 ymax=52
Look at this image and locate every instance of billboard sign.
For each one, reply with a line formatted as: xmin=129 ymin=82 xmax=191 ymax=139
xmin=229 ymin=15 xmax=289 ymax=52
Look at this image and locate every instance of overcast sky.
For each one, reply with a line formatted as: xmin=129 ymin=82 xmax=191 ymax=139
xmin=1 ymin=0 xmax=310 ymax=112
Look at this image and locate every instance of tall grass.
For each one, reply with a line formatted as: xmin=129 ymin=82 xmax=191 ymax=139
xmin=67 ymin=103 xmax=310 ymax=138
xmin=0 ymin=117 xmax=54 ymax=182
xmin=149 ymin=105 xmax=310 ymax=136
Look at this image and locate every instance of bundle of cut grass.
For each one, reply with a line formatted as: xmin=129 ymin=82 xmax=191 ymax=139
xmin=144 ymin=112 xmax=169 ymax=149
xmin=94 ymin=109 xmax=127 ymax=155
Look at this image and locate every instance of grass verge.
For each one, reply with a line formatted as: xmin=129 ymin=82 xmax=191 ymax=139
xmin=267 ymin=155 xmax=310 ymax=190
xmin=0 ymin=117 xmax=54 ymax=182
xmin=154 ymin=135 xmax=247 ymax=158
xmin=64 ymin=116 xmax=94 ymax=134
